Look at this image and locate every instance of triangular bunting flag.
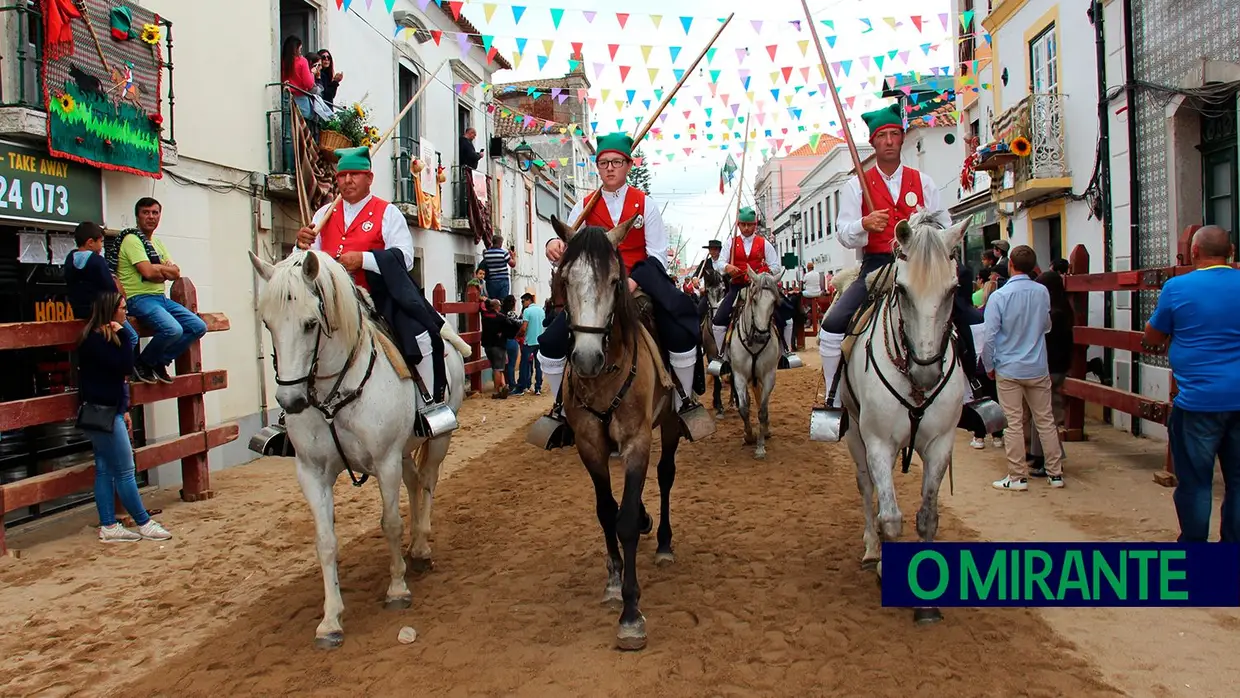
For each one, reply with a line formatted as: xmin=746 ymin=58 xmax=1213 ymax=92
xmin=583 ymin=10 xmax=596 ymax=24
xmin=482 ymin=3 xmax=497 ymax=22
xmin=619 ymin=65 xmax=631 ymax=81
xmin=543 ymin=39 xmax=554 ymax=56
xmin=536 ymin=55 xmax=548 ymax=70
xmin=447 ymin=1 xmax=463 ymax=20
xmin=669 ymin=46 xmax=682 ymax=63
xmin=680 ymin=16 xmax=693 ymax=34
xmin=515 ymin=37 xmax=528 ymax=55
xmin=641 ymin=45 xmax=653 ymax=62
xmin=797 ymin=39 xmax=809 ymax=57
xmin=550 ymin=8 xmax=564 ymax=29
xmin=511 ymin=5 xmax=525 ymax=23
xmin=766 ymin=45 xmax=779 ymax=61
xmin=616 ymin=12 xmax=629 ymax=29
xmin=709 ymin=69 xmax=721 ymax=83
xmin=609 ymin=44 xmax=620 ymax=60
xmin=911 ymin=15 xmax=922 ymax=32
xmin=651 ymin=14 xmax=662 ymax=29
xmin=648 ymin=68 xmax=659 ymax=82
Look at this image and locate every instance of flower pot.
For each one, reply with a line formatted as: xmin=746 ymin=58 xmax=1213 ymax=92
xmin=319 ymin=129 xmax=352 ymax=152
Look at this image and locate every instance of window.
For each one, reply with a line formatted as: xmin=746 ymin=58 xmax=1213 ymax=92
xmin=825 ymin=197 xmax=833 ymax=237
xmin=959 ymin=0 xmax=975 ymax=69
xmin=459 ymin=104 xmax=473 ymax=140
xmin=525 ymin=183 xmax=534 ymax=245
xmin=817 ymin=201 xmax=824 ymax=240
xmin=1200 ymin=108 xmax=1238 ymax=247
xmin=833 ymin=191 xmax=840 ymax=230
xmin=1029 ymin=25 xmax=1058 ymax=94
xmin=396 ymin=64 xmax=422 ymax=202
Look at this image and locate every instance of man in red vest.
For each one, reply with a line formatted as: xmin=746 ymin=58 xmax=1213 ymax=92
xmin=295 ymin=146 xmax=453 ymax=428
xmin=816 ymin=104 xmax=953 ymax=409
xmin=709 ymin=207 xmax=796 ymax=365
xmin=538 ymin=133 xmax=704 ymax=430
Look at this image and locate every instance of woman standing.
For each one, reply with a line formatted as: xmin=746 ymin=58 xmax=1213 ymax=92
xmin=316 ymin=49 xmax=344 ymax=106
xmin=501 ymin=295 xmax=521 ymax=392
xmin=280 ymin=36 xmax=316 ymax=119
xmin=78 ymin=293 xmax=172 ymax=543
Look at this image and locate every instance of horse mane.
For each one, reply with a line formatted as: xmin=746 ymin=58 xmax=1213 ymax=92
xmin=258 ymin=250 xmax=368 ymax=343
xmin=899 ymin=210 xmax=957 ymax=297
xmin=558 ymin=225 xmax=641 ymax=345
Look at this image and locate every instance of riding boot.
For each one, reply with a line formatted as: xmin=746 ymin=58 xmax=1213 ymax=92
xmin=413 ymin=331 xmax=457 ymax=436
xmin=669 ymin=349 xmax=699 ymax=412
xmin=528 ymin=351 xmax=574 ymax=449
xmin=711 ymin=324 xmax=727 ymax=360
xmin=818 ymin=328 xmax=845 ymax=408
xmin=540 ymin=353 xmax=567 ymax=411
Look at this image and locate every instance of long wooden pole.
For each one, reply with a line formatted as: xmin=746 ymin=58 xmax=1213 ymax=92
xmin=571 ymin=13 xmax=736 ymax=230
xmin=303 ymin=58 xmax=449 ymax=238
xmin=799 ymin=0 xmax=874 ymax=213
xmin=724 ymin=112 xmax=753 ymax=246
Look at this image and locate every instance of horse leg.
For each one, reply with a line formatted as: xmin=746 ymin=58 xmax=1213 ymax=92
xmin=296 ymin=460 xmax=345 ymax=649
xmin=759 ymin=362 xmax=776 ymax=441
xmin=735 ymin=367 xmax=755 ymax=446
xmin=845 ymin=428 xmax=881 ymax=568
xmin=615 ymin=435 xmax=654 ymax=650
xmin=910 ymin=432 xmax=954 ymax=624
xmin=864 ymin=437 xmax=903 ymax=543
xmin=377 ymin=449 xmax=412 ymax=609
xmin=583 ymin=453 xmax=623 ymax=607
xmin=654 ymin=413 xmax=678 ymax=566
xmin=712 ymin=375 xmax=724 ymax=417
xmin=408 ymin=437 xmax=450 ymax=572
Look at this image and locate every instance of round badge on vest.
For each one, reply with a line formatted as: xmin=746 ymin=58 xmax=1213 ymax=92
xmin=361 ymin=221 xmax=374 ymax=232
xmin=632 ymin=214 xmax=644 ymax=228
xmin=904 ymin=191 xmax=919 ymax=207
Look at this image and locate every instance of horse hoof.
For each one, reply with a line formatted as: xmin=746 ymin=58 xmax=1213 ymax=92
xmin=616 ymin=617 xmax=647 ymax=651
xmin=715 ymin=409 xmax=725 ymax=418
xmin=314 ymin=632 xmax=344 ymax=650
xmin=655 ymin=550 xmax=675 ymax=567
xmin=913 ymin=608 xmax=943 ymax=624
xmin=408 ymin=556 xmax=434 ymax=573
xmin=861 ymin=557 xmax=880 ymax=570
xmin=601 ymin=586 xmax=623 ymax=607
xmin=384 ymin=596 xmax=412 ymax=610
xmin=640 ymin=513 xmax=654 ymax=535
xmin=754 ymin=449 xmax=766 ymax=460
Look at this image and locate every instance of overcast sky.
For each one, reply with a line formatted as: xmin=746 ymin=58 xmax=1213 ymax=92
xmin=459 ymin=0 xmax=956 ymax=265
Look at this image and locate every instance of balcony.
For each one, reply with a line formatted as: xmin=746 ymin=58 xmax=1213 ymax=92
xmin=0 ymin=1 xmax=178 ymax=165
xmin=985 ymin=93 xmax=1071 ymax=204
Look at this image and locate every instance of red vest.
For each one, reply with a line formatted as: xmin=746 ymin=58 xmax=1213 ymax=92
xmin=729 ymin=234 xmax=770 ymax=285
xmin=318 ymin=196 xmax=390 ymax=290
xmin=861 ymin=166 xmax=924 ymax=255
xmin=584 ymin=187 xmax=648 ymax=272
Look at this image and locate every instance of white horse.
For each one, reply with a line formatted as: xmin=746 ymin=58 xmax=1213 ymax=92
xmin=249 ymin=249 xmax=470 ymax=649
xmin=835 ymin=212 xmax=967 ymax=623
xmin=726 ymin=270 xmax=783 ymax=459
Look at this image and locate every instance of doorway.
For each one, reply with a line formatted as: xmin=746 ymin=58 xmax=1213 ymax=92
xmin=280 ymin=0 xmax=318 ymax=52
xmin=455 ymin=262 xmax=475 ymax=333
xmin=1030 ymin=213 xmax=1063 ymax=270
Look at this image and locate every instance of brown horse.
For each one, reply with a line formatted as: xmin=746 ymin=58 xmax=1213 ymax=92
xmin=546 ymin=215 xmax=684 ymax=651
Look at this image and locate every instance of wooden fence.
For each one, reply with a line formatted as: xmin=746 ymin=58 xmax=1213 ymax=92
xmin=0 ymin=278 xmax=236 ymax=554
xmin=431 ymin=283 xmax=487 ymax=393
xmin=1061 ymin=226 xmax=1235 ymax=487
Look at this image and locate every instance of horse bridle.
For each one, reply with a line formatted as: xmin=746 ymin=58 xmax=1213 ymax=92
xmin=270 ymin=272 xmax=378 ymax=487
xmin=732 ymin=280 xmax=779 ymax=381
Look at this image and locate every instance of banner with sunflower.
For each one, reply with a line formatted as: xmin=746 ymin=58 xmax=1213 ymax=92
xmin=42 ymin=0 xmax=165 ymax=178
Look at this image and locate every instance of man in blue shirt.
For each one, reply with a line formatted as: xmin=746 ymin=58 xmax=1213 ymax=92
xmin=514 ymin=292 xmax=546 ymax=396
xmin=981 ymin=245 xmax=1064 ymax=491
xmin=1144 ymin=225 xmax=1240 ymax=543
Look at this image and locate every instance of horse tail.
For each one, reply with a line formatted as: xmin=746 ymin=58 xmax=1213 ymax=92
xmin=439 ymin=322 xmax=472 ymax=358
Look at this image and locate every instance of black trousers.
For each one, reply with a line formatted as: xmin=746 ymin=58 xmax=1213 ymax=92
xmin=711 ymin=283 xmax=792 ymax=331
xmin=820 ymin=253 xmax=894 ymax=334
xmin=539 ymin=260 xmax=701 ymax=360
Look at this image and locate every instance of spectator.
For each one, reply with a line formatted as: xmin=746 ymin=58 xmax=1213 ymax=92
xmin=77 ymin=292 xmax=172 ymax=543
xmin=1143 ymin=225 xmax=1240 ymax=543
xmin=316 ymin=49 xmax=343 ymax=107
xmin=981 ymin=244 xmax=1064 ymax=491
xmin=801 ymin=261 xmax=825 ymax=299
xmin=481 ymin=235 xmax=515 ymax=300
xmin=480 ymin=298 xmax=520 ymax=399
xmin=116 ymin=198 xmax=207 ymax=385
xmin=65 ymin=222 xmax=119 ymax=319
xmin=955 ymin=263 xmax=1004 ymax=450
xmin=514 ymin=292 xmax=546 ymax=396
xmin=460 ymin=127 xmax=483 ymax=171
xmin=466 ymin=265 xmax=487 ymax=300
xmin=992 ymin=239 xmax=1011 ymax=276
xmin=501 ymin=294 xmax=521 ymax=391
xmin=1051 ymin=258 xmax=1070 ymax=276
xmin=1024 ymin=270 xmax=1075 ymax=474
xmin=971 ymin=269 xmax=987 ymax=308
xmin=281 ymin=36 xmax=316 ymax=118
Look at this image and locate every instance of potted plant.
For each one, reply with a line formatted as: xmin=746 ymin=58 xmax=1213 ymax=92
xmin=320 ymin=102 xmax=376 ymax=152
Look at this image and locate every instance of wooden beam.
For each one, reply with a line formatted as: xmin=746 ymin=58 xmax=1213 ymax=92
xmin=1063 ymin=263 xmax=1239 ymax=294
xmin=1071 ymin=326 xmax=1146 ymax=353
xmin=0 ymin=313 xmax=229 ymax=351
xmin=463 ymin=358 xmax=489 ymax=377
xmin=439 ymin=301 xmax=483 ymax=315
xmin=1060 ymin=378 xmax=1171 ymax=425
xmin=0 ymin=423 xmax=238 ymax=514
xmin=0 ymin=370 xmax=228 ymax=432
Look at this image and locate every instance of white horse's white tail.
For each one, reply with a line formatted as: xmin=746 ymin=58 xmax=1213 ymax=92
xmin=440 ymin=322 xmax=472 ymax=358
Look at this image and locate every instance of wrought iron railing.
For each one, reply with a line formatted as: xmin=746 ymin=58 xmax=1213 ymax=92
xmin=0 ymin=0 xmax=177 ymax=143
xmin=391 ymin=135 xmax=422 ymax=205
xmin=451 ymin=164 xmax=489 ymax=221
xmin=992 ymin=92 xmax=1069 ymax=184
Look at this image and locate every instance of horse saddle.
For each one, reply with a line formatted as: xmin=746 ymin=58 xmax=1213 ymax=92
xmin=374 ymin=330 xmax=414 ymax=381
xmin=839 ymin=263 xmax=896 ymax=364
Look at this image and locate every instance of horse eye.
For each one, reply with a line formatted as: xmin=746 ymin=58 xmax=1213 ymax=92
xmin=303 ymin=319 xmax=318 ymax=332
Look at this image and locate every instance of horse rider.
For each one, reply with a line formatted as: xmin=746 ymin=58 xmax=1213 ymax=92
xmin=538 ymin=132 xmax=705 ymax=425
xmin=296 ymin=146 xmax=454 ymax=429
xmin=815 ymin=103 xmax=952 ymax=408
xmin=693 ymin=239 xmax=727 ymax=313
xmin=709 ymin=207 xmax=796 ymax=365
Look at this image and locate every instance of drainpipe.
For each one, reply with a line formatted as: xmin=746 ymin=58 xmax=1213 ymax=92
xmin=1090 ymin=0 xmax=1115 ymax=425
xmin=249 ymin=180 xmax=270 ymax=428
xmin=1121 ymin=0 xmax=1142 ymax=436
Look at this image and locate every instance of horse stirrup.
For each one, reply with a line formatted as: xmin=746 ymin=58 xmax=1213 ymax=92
xmin=415 ymin=401 xmax=458 ymax=438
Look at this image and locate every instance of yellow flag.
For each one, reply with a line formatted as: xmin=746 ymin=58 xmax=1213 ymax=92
xmin=543 ymin=39 xmax=554 ymax=56
xmin=511 ymin=52 xmax=522 ymax=69
xmin=601 ymin=88 xmax=611 ymax=101
xmin=641 ymin=45 xmax=653 ymax=63
xmin=797 ymin=39 xmax=809 ymax=57
xmin=883 ymin=17 xmax=897 ymax=30
xmin=651 ymin=14 xmax=662 ymax=29
xmin=615 ymin=100 xmax=625 ymax=111
xmin=483 ymin=3 xmax=498 ymax=22
xmin=769 ymin=71 xmax=779 ymax=83
xmin=648 ymin=68 xmax=659 ymax=83
xmin=784 ymin=94 xmax=794 ymax=106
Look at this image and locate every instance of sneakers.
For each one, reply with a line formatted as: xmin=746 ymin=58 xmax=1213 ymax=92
xmin=132 ymin=364 xmax=158 ymax=384
xmin=992 ymin=476 xmax=1029 ymax=491
xmin=990 ymin=436 xmax=1004 ymax=449
xmin=99 ymin=523 xmax=141 ymax=543
xmin=138 ymin=519 xmax=172 ymax=541
xmin=152 ymin=365 xmax=175 ymax=384
xmin=969 ymin=437 xmax=985 ymax=449
xmin=534 ymin=389 xmax=543 ymax=396
xmin=1048 ymin=476 xmax=1065 ymax=488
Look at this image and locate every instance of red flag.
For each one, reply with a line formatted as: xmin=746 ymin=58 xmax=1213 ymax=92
xmin=719 ymin=169 xmax=725 ymax=194
xmin=43 ymin=0 xmax=81 ymax=60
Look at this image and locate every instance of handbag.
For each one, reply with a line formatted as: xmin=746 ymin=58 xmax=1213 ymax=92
xmin=76 ymin=402 xmax=119 ymax=433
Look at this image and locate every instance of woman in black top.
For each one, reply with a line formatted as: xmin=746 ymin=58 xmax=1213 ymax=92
xmin=316 ymin=49 xmax=343 ymax=106
xmin=78 ymin=292 xmax=172 ymax=543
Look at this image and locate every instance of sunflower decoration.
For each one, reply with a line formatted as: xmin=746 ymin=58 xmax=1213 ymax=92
xmin=140 ymin=23 xmax=161 ymax=45
xmin=360 ymin=136 xmax=372 ymax=147
xmin=366 ymin=126 xmax=380 ymax=142
xmin=57 ymin=92 xmax=76 ymax=114
xmin=1010 ymin=136 xmax=1032 ymax=157
xmin=353 ymin=103 xmax=367 ymax=119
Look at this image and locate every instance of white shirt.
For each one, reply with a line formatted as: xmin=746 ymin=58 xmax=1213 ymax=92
xmin=835 ymin=164 xmax=952 ymax=250
xmin=801 ymin=269 xmax=825 ymax=298
xmin=310 ymin=194 xmax=414 ymax=273
xmin=566 ymin=184 xmax=669 ymax=271
xmin=720 ymin=233 xmax=784 ymax=277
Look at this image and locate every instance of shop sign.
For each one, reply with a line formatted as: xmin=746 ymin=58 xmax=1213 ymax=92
xmin=0 ymin=141 xmax=103 ymax=227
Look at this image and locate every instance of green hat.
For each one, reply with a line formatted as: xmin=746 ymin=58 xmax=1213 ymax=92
xmin=861 ymin=103 xmax=905 ymax=141
xmin=596 ymin=132 xmax=634 ymax=160
xmin=334 ymin=146 xmax=373 ymax=173
xmin=110 ymin=7 xmax=135 ymax=41
xmin=738 ymin=207 xmax=757 ymax=223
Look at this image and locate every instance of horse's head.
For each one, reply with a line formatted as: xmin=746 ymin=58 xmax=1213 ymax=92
xmin=703 ymin=267 xmax=727 ymax=311
xmin=891 ymin=210 xmax=969 ymax=388
xmin=249 ymin=249 xmax=363 ymax=414
xmin=550 ymin=215 xmax=638 ymax=378
xmin=744 ymin=269 xmax=782 ymax=334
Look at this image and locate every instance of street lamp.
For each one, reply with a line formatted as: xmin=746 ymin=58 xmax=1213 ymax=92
xmin=514 ymin=140 xmax=534 ymax=172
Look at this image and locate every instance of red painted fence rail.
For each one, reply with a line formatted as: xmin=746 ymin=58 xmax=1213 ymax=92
xmin=431 ymin=283 xmax=486 ymax=394
xmin=0 ymin=278 xmax=236 ymax=554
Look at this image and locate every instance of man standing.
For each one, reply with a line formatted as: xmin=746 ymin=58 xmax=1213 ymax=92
xmin=515 ymin=292 xmax=545 ymax=396
xmin=816 ymin=103 xmax=951 ymax=408
xmin=1143 ymin=225 xmax=1240 ymax=542
xmin=459 ymin=127 xmax=483 ymax=171
xmin=710 ymin=207 xmax=794 ymax=364
xmin=296 ymin=146 xmax=454 ymax=427
xmin=481 ymin=235 xmax=515 ymax=300
xmin=981 ymin=245 xmax=1063 ymax=491
xmin=116 ymin=198 xmax=207 ymax=384
xmin=538 ymin=133 xmax=703 ymax=424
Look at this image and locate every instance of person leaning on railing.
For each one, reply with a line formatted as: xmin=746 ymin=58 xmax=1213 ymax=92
xmin=76 ymin=292 xmax=172 ymax=544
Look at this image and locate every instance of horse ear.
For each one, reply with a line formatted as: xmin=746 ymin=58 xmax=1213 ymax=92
xmin=895 ymin=219 xmax=913 ymax=248
xmin=942 ymin=219 xmax=969 ymax=250
xmin=248 ymin=250 xmax=274 ymax=282
xmin=747 ymin=267 xmax=759 ymax=283
xmin=551 ymin=216 xmax=575 ymax=242
xmin=302 ymin=250 xmax=321 ymax=281
xmin=606 ymin=217 xmax=636 ymax=247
